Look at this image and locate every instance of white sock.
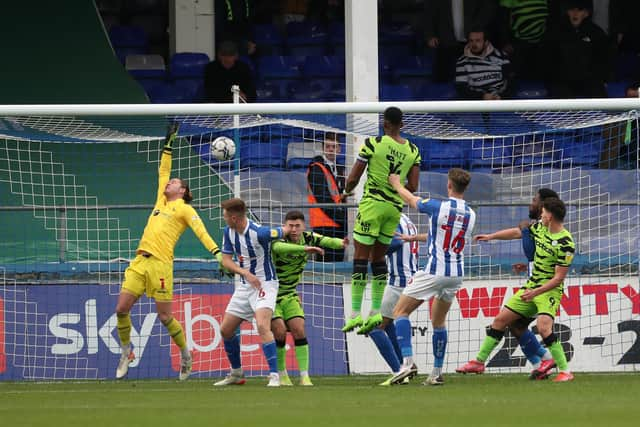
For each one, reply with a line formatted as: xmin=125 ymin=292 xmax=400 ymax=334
xmin=403 ymin=357 xmax=414 ymax=367
xmin=431 ymin=367 xmax=442 ymax=377
xmin=180 ymin=346 xmax=190 ymax=359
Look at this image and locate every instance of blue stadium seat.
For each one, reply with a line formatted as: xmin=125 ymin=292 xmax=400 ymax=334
xmin=287 ymin=157 xmax=313 ymax=169
xmin=256 ymin=80 xmax=283 ymax=102
xmin=302 ymin=56 xmax=344 ymax=78
xmin=109 ymin=25 xmax=148 ymax=48
xmin=381 ymin=83 xmax=414 ymax=101
xmin=558 ymin=129 xmax=604 ymax=168
xmin=423 ymin=140 xmax=466 ymax=171
xmin=126 ymin=54 xmax=165 ymax=79
xmin=286 ymin=22 xmax=328 ymax=56
xmin=257 ymin=56 xmax=301 ymax=79
xmin=147 ymin=82 xmax=189 ymax=103
xmin=421 ymin=82 xmax=456 ymax=100
xmin=515 ymin=81 xmax=548 ymax=99
xmin=241 ymin=143 xmax=286 ymax=169
xmin=392 ymin=55 xmax=433 ymax=79
xmin=253 ymin=23 xmax=284 ymax=55
xmin=468 ymin=139 xmax=514 ymax=172
xmin=170 ymin=52 xmax=210 ymax=78
xmin=607 ymin=81 xmax=630 ymax=98
xmin=615 ymin=53 xmax=640 ymax=82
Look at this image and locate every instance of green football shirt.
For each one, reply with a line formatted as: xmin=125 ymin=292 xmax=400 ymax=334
xmin=525 ymin=222 xmax=575 ymax=290
xmin=357 ymin=135 xmax=421 ymax=211
xmin=272 ymin=231 xmax=344 ymax=301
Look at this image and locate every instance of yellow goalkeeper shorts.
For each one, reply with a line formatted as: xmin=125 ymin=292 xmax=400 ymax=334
xmin=121 ymin=254 xmax=174 ymax=302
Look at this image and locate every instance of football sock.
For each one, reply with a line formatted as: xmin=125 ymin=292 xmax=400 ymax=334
xmin=370 ymin=262 xmax=387 ymax=312
xmin=432 ymin=327 xmax=448 ymax=369
xmin=394 ymin=316 xmax=413 ymax=359
xmin=369 ymin=329 xmax=401 ymax=372
xmin=544 ymin=333 xmax=569 ymax=371
xmin=384 ymin=321 xmax=403 ymax=362
xmin=116 ymin=312 xmax=131 ymax=349
xmin=223 ymin=334 xmax=242 ymax=369
xmin=294 ymin=338 xmax=310 ymax=372
xmin=476 ymin=327 xmax=504 ymax=362
xmin=351 ymin=259 xmax=368 ymax=315
xmin=262 ymin=340 xmax=279 ymax=374
xmin=518 ymin=329 xmax=542 ymax=366
xmin=162 ymin=317 xmax=187 ymax=350
xmin=276 ymin=339 xmax=287 ymax=372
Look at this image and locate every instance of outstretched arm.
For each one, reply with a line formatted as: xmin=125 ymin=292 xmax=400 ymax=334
xmin=474 ymin=227 xmax=522 ymax=242
xmin=388 ymin=174 xmax=420 ymax=209
xmin=157 ymin=123 xmax=179 ymax=202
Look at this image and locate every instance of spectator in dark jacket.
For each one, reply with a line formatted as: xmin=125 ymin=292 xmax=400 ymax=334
xmin=544 ymin=0 xmax=611 ymax=98
xmin=306 ymin=132 xmax=347 ymax=262
xmin=203 ymin=41 xmax=256 ymax=103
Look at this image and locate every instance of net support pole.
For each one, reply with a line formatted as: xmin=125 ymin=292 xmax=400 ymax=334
xmin=232 ymin=84 xmax=241 ymax=198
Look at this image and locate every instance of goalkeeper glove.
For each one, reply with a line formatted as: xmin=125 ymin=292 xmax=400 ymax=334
xmin=164 ymin=122 xmax=180 ymax=150
xmin=213 ymin=249 xmax=233 ymax=278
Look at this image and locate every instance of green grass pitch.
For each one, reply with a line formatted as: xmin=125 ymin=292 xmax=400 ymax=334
xmin=1 ymin=373 xmax=639 ymax=427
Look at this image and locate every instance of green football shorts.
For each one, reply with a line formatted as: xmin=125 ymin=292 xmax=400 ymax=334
xmin=505 ymin=287 xmax=563 ymax=319
xmin=353 ymin=198 xmax=400 ymax=245
xmin=273 ymin=294 xmax=305 ymax=321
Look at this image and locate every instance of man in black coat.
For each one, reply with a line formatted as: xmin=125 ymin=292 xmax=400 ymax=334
xmin=544 ymin=0 xmax=612 ymax=98
xmin=203 ymin=41 xmax=256 ymax=103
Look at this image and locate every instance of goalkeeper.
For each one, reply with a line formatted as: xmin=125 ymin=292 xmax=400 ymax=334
xmin=114 ymin=123 xmax=224 ymax=381
xmin=271 ymin=210 xmax=347 ymax=386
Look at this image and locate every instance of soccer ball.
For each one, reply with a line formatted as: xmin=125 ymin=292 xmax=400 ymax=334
xmin=210 ymin=136 xmax=236 ymax=161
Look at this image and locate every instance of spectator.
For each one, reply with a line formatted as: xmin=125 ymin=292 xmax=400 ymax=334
xmin=306 ymin=132 xmax=348 ymax=262
xmin=423 ymin=0 xmax=497 ymax=82
xmin=455 ymin=29 xmax=513 ymax=100
xmin=498 ymin=0 xmax=550 ymax=80
xmin=215 ymin=0 xmax=256 ymax=56
xmin=203 ymin=41 xmax=256 ymax=103
xmin=544 ymin=0 xmax=611 ymax=98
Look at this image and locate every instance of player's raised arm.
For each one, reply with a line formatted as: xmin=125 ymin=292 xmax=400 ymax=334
xmin=156 ymin=123 xmax=179 ymax=202
xmin=343 ymin=158 xmax=367 ymax=196
xmin=388 ymin=173 xmax=420 ymax=209
xmin=473 ymin=227 xmax=522 ymax=242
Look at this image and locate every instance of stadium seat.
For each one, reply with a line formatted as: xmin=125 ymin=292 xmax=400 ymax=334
xmin=421 ymin=82 xmax=457 ymax=100
xmin=615 ymin=53 xmax=640 ymax=82
xmin=241 ymin=142 xmax=286 ymax=169
xmin=302 ymin=56 xmax=344 ymax=78
xmin=257 ymin=56 xmax=301 ymax=79
xmin=109 ymin=25 xmax=148 ymax=48
xmin=468 ymin=139 xmax=514 ymax=172
xmin=125 ymin=54 xmax=165 ymax=79
xmin=380 ymin=83 xmax=414 ymax=101
xmin=392 ymin=55 xmax=434 ymax=79
xmin=253 ymin=23 xmax=284 ymax=55
xmin=170 ymin=52 xmax=210 ymax=78
xmin=286 ymin=141 xmax=317 ymax=169
xmin=515 ymin=81 xmax=548 ymax=99
xmin=147 ymin=82 xmax=189 ymax=103
xmin=423 ymin=140 xmax=467 ymax=171
xmin=286 ymin=22 xmax=328 ymax=56
xmin=607 ymin=81 xmax=630 ymax=98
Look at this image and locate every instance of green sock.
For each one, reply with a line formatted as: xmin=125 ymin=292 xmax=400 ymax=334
xmin=295 ymin=342 xmax=310 ymax=372
xmin=351 ymin=273 xmax=368 ymax=314
xmin=547 ymin=340 xmax=569 ymax=371
xmin=162 ymin=317 xmax=187 ymax=350
xmin=277 ymin=345 xmax=287 ymax=372
xmin=476 ymin=335 xmax=500 ymax=362
xmin=116 ymin=312 xmax=131 ymax=348
xmin=371 ymin=278 xmax=386 ymax=312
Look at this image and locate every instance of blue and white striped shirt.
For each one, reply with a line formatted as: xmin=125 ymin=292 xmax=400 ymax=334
xmin=386 ymin=214 xmax=419 ymax=288
xmin=417 ymin=197 xmax=476 ymax=277
xmin=222 ymin=220 xmax=283 ymax=284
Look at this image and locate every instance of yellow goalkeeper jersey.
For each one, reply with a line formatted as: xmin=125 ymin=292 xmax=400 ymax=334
xmin=137 ymin=149 xmax=219 ymax=263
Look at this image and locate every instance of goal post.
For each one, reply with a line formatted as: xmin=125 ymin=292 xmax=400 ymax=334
xmin=0 ymin=100 xmax=638 ymax=380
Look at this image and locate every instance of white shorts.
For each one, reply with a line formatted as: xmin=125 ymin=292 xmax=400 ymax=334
xmin=402 ymin=270 xmax=462 ymax=303
xmin=380 ymin=285 xmax=403 ymax=319
xmin=225 ymin=280 xmax=278 ymax=321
